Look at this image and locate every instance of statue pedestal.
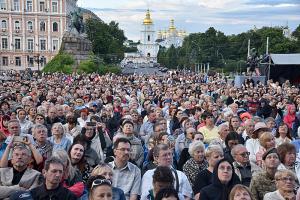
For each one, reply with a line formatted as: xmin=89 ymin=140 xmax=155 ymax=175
xmin=61 ymin=31 xmax=92 ymax=66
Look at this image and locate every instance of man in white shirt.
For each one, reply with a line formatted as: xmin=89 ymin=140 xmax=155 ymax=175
xmin=141 ymin=144 xmax=193 ymax=200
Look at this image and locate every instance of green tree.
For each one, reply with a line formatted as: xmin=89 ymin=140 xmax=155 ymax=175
xmin=43 ymin=52 xmax=74 ymax=74
xmin=85 ymin=18 xmax=126 ymax=64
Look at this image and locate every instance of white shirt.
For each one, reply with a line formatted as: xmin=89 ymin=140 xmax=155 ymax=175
xmin=245 ymin=138 xmax=261 ymax=163
xmin=141 ymin=167 xmax=193 ymax=200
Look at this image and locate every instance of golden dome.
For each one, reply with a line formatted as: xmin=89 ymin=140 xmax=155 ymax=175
xmin=169 ymin=19 xmax=176 ymax=31
xmin=143 ymin=9 xmax=153 ymax=25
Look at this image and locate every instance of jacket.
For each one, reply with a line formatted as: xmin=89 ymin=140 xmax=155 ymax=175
xmin=30 ymin=183 xmax=78 ymax=200
xmin=0 ymin=167 xmax=43 ymax=199
xmin=200 ymin=158 xmax=240 ymax=200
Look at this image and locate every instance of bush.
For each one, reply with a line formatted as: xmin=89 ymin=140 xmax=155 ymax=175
xmin=78 ymin=59 xmax=98 ymax=74
xmin=43 ymin=53 xmax=74 ymax=74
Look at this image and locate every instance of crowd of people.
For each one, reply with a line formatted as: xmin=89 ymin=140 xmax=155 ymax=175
xmin=0 ymin=71 xmax=300 ymax=200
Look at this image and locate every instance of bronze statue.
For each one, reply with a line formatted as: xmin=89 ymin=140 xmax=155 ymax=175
xmin=69 ymin=8 xmax=84 ymax=34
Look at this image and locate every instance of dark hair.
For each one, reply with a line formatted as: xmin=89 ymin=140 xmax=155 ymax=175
xmin=67 ymin=142 xmax=86 ymax=171
xmin=153 ymin=166 xmax=174 ymax=184
xmin=225 ymin=131 xmax=240 ymax=147
xmin=113 ymin=137 xmax=131 ymax=149
xmin=229 ymin=116 xmax=240 ymax=132
xmin=155 ymin=188 xmax=179 ymax=200
xmin=86 ymin=175 xmax=111 ymax=193
xmin=44 ymin=156 xmax=64 ymax=171
xmin=277 ymin=142 xmax=296 ymax=164
xmin=275 ymin=122 xmax=292 ymax=140
xmin=201 ymin=111 xmax=213 ymax=120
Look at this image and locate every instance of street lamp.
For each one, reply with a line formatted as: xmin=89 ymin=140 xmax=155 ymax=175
xmin=34 ymin=53 xmax=43 ymax=71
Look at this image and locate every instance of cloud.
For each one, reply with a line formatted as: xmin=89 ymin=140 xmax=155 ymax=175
xmin=82 ymin=0 xmax=300 ymax=41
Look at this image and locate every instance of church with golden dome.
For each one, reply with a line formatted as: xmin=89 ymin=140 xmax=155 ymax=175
xmin=157 ymin=19 xmax=188 ymax=48
xmin=121 ymin=9 xmax=188 ymax=67
xmin=122 ymin=9 xmax=159 ymax=66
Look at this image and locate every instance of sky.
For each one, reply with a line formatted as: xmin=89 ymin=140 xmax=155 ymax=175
xmin=77 ymin=0 xmax=300 ymax=42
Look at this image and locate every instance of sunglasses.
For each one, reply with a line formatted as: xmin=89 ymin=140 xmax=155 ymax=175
xmin=91 ymin=179 xmax=112 ymax=190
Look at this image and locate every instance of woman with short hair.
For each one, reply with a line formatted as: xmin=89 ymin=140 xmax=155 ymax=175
xmin=183 ymin=141 xmax=208 ymax=187
xmin=193 ymin=145 xmax=224 ymax=200
xmin=91 ymin=163 xmax=125 ymax=200
xmin=264 ymin=169 xmax=296 ymax=200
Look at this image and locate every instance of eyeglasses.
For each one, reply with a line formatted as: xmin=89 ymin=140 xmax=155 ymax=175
xmin=276 ymin=177 xmax=295 ymax=183
xmin=116 ymin=148 xmax=132 ymax=152
xmin=218 ymin=166 xmax=232 ymax=172
xmin=238 ymin=152 xmax=250 ymax=157
xmin=91 ymin=179 xmax=112 ymax=189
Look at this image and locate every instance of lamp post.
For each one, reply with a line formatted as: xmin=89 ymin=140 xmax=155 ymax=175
xmin=34 ymin=53 xmax=43 ymax=71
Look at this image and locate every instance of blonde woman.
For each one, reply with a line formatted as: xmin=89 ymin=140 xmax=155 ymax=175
xmin=91 ymin=163 xmax=126 ymax=200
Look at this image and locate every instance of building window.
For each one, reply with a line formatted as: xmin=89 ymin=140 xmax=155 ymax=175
xmin=0 ymin=0 xmax=6 ymax=10
xmin=27 ymin=39 xmax=33 ymax=50
xmin=40 ymin=39 xmax=46 ymax=50
xmin=28 ymin=56 xmax=34 ymax=66
xmin=39 ymin=1 xmax=45 ymax=12
xmin=13 ymin=0 xmax=20 ymax=11
xmin=1 ymin=20 xmax=7 ymax=29
xmin=15 ymin=57 xmax=21 ymax=66
xmin=2 ymin=38 xmax=8 ymax=49
xmin=52 ymin=1 xmax=57 ymax=12
xmin=52 ymin=22 xmax=58 ymax=32
xmin=2 ymin=57 xmax=8 ymax=66
xmin=41 ymin=56 xmax=46 ymax=66
xmin=27 ymin=21 xmax=33 ymax=30
xmin=26 ymin=0 xmax=32 ymax=12
xmin=15 ymin=38 xmax=21 ymax=50
xmin=15 ymin=21 xmax=20 ymax=30
xmin=53 ymin=39 xmax=58 ymax=51
xmin=148 ymin=35 xmax=150 ymax=41
xmin=40 ymin=21 xmax=45 ymax=31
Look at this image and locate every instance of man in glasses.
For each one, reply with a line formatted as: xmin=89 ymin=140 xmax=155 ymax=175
xmin=30 ymin=157 xmax=77 ymax=200
xmin=141 ymin=144 xmax=193 ymax=200
xmin=109 ymin=137 xmax=141 ymax=200
xmin=0 ymin=145 xmax=42 ymax=199
xmin=231 ymin=144 xmax=261 ymax=187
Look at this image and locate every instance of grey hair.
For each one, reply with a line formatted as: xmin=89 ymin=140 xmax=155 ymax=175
xmin=13 ymin=144 xmax=32 ymax=157
xmin=32 ymin=124 xmax=48 ymax=137
xmin=52 ymin=122 xmax=65 ymax=135
xmin=231 ymin=144 xmax=246 ymax=159
xmin=188 ymin=141 xmax=205 ymax=156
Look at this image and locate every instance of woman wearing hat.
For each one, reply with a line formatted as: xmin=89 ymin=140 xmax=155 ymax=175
xmin=113 ymin=120 xmax=144 ymax=167
xmin=245 ymin=122 xmax=270 ymax=164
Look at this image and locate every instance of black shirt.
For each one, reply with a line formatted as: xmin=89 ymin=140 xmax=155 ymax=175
xmin=12 ymin=168 xmax=26 ymax=185
xmin=192 ymin=168 xmax=212 ymax=194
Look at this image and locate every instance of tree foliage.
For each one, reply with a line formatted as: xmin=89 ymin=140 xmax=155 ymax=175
xmin=85 ymin=18 xmax=127 ymax=64
xmin=158 ymin=25 xmax=300 ymax=71
xmin=43 ymin=52 xmax=74 ymax=74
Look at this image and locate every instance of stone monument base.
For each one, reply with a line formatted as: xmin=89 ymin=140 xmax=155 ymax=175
xmin=61 ymin=31 xmax=92 ymax=66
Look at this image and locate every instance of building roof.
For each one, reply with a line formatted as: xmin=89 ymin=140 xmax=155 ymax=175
xmin=270 ymin=53 xmax=300 ymax=65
